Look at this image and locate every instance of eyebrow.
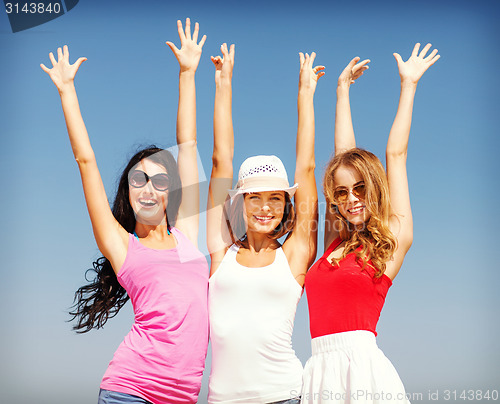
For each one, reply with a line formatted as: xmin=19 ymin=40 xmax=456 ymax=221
xmin=335 ymin=181 xmax=364 ymax=189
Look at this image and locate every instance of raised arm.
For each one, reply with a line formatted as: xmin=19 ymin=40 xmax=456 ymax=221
xmin=284 ymin=52 xmax=324 ymax=285
xmin=166 ymin=18 xmax=206 ymax=245
xmin=207 ymin=43 xmax=235 ymax=275
xmin=324 ymin=57 xmax=370 ymax=249
xmin=385 ymin=43 xmax=440 ymax=280
xmin=334 ymin=57 xmax=370 ymax=155
xmin=41 ymin=46 xmax=128 ymax=272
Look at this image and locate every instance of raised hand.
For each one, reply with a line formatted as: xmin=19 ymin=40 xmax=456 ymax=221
xmin=166 ymin=18 xmax=206 ymax=73
xmin=393 ymin=43 xmax=440 ymax=85
xmin=211 ymin=43 xmax=235 ymax=86
xmin=338 ymin=56 xmax=370 ymax=88
xmin=299 ymin=52 xmax=325 ymax=93
xmin=40 ymin=45 xmax=86 ymax=92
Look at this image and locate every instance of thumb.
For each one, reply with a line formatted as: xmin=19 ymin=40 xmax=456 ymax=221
xmin=393 ymin=53 xmax=403 ymax=65
xmin=40 ymin=63 xmax=50 ymax=74
xmin=74 ymin=57 xmax=87 ymax=71
xmin=166 ymin=41 xmax=179 ymax=55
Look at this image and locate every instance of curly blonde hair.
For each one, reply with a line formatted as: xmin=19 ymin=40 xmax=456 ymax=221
xmin=323 ymin=148 xmax=396 ymax=277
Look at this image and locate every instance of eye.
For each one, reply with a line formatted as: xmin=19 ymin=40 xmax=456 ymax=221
xmin=129 ymin=171 xmax=148 ymax=188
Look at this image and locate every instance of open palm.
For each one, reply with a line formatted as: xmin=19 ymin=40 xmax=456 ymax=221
xmin=166 ymin=18 xmax=206 ymax=73
xmin=394 ymin=43 xmax=440 ymax=84
xmin=40 ymin=45 xmax=86 ymax=91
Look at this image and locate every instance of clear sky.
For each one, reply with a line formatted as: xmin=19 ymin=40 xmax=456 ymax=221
xmin=1 ymin=0 xmax=499 ymax=403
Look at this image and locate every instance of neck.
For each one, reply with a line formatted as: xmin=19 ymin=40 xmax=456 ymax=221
xmin=245 ymin=230 xmax=280 ymax=253
xmin=134 ymin=222 xmax=171 ymax=239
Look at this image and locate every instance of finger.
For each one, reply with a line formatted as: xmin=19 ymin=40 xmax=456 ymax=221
xmin=352 ymin=70 xmax=365 ymax=80
xmin=221 ymin=43 xmax=228 ymax=58
xmin=424 ymin=48 xmax=438 ymax=62
xmin=310 ymin=52 xmax=317 ymax=66
xmin=40 ymin=63 xmax=50 ymax=74
xmin=185 ymin=17 xmax=191 ymax=41
xmin=192 ymin=21 xmax=199 ymax=42
xmin=419 ymin=43 xmax=432 ymax=58
xmin=74 ymin=57 xmax=87 ymax=71
xmin=314 ymin=65 xmax=325 ymax=72
xmin=63 ymin=45 xmax=69 ymax=62
xmin=317 ymin=71 xmax=325 ymax=79
xmin=57 ymin=47 xmax=63 ymax=61
xmin=165 ymin=41 xmax=180 ymax=55
xmin=353 ymin=60 xmax=370 ymax=73
xmin=393 ymin=52 xmax=403 ymax=65
xmin=411 ymin=43 xmax=420 ymax=57
xmin=176 ymin=20 xmax=185 ymax=43
xmin=211 ymin=56 xmax=221 ymax=67
xmin=427 ymin=54 xmax=440 ymax=66
xmin=344 ymin=56 xmax=360 ymax=73
xmin=355 ymin=59 xmax=370 ymax=69
xmin=49 ymin=52 xmax=57 ymax=66
xmin=229 ymin=44 xmax=235 ymax=64
xmin=199 ymin=34 xmax=207 ymax=48
xmin=299 ymin=52 xmax=304 ymax=67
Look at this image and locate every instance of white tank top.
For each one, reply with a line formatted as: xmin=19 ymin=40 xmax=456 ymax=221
xmin=208 ymin=244 xmax=303 ymax=403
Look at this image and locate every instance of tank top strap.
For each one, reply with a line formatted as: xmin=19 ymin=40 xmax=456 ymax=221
xmin=324 ymin=236 xmax=343 ymax=257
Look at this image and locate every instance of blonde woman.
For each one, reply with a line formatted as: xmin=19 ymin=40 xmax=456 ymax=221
xmin=302 ymin=43 xmax=440 ymax=403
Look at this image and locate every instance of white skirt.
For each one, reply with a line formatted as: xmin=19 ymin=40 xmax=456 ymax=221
xmin=301 ymin=331 xmax=410 ymax=404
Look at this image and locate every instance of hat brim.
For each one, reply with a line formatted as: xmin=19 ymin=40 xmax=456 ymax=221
xmin=228 ymin=183 xmax=298 ymax=199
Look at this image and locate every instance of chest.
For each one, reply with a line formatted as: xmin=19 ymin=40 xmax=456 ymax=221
xmin=306 ymin=253 xmax=389 ymax=299
xmin=235 ymin=248 xmax=277 ymax=268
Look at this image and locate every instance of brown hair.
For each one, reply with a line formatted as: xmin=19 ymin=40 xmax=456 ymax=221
xmin=225 ymin=193 xmax=296 ymax=248
xmin=323 ymin=148 xmax=396 ymax=277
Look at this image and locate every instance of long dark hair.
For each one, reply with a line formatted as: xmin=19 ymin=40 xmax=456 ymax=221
xmin=69 ymin=146 xmax=182 ymax=333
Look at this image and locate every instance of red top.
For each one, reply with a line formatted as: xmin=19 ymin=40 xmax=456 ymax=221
xmin=305 ymin=237 xmax=392 ymax=338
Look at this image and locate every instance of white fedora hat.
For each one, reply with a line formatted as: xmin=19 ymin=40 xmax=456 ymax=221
xmin=228 ymin=155 xmax=298 ymax=199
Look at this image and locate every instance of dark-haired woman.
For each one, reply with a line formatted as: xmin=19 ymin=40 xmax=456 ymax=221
xmin=41 ymin=19 xmax=208 ymax=404
xmin=206 ymin=44 xmax=323 ymax=403
xmin=301 ymin=44 xmax=440 ymax=403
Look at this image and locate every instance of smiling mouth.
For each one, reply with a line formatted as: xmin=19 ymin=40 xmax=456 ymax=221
xmin=254 ymin=215 xmax=274 ymax=223
xmin=347 ymin=206 xmax=364 ymax=215
xmin=139 ymin=198 xmax=158 ymax=208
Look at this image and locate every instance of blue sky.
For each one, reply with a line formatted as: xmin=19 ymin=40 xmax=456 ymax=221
xmin=1 ymin=0 xmax=499 ymax=403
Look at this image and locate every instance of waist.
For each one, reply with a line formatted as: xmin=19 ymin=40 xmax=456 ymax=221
xmin=311 ymin=330 xmax=377 ymax=355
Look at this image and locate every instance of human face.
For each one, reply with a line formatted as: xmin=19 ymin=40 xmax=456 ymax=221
xmin=243 ymin=191 xmax=286 ymax=234
xmin=128 ymin=159 xmax=169 ymax=225
xmin=333 ymin=165 xmax=370 ymax=226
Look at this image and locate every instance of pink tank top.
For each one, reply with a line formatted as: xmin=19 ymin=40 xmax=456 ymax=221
xmin=100 ymin=228 xmax=209 ymax=403
xmin=305 ymin=237 xmax=392 ymax=339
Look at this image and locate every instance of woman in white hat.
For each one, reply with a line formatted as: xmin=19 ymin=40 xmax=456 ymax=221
xmin=206 ymin=43 xmax=324 ymax=404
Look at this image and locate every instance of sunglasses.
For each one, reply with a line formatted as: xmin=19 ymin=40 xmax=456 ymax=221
xmin=129 ymin=170 xmax=170 ymax=192
xmin=333 ymin=183 xmax=366 ymax=203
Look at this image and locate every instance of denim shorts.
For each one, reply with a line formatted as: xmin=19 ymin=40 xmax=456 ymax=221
xmin=98 ymin=389 xmax=152 ymax=404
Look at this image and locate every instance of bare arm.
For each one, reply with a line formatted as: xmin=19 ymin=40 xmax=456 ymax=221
xmin=334 ymin=57 xmax=370 ymax=155
xmin=207 ymin=43 xmax=235 ymax=276
xmin=325 ymin=57 xmax=370 ymax=247
xmin=41 ymin=46 xmax=128 ymax=272
xmin=385 ymin=43 xmax=440 ymax=280
xmin=283 ymin=52 xmax=324 ymax=286
xmin=166 ymin=18 xmax=207 ymax=245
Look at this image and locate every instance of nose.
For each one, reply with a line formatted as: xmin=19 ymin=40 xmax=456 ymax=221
xmin=143 ymin=180 xmax=155 ymax=194
xmin=347 ymin=189 xmax=359 ymax=203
